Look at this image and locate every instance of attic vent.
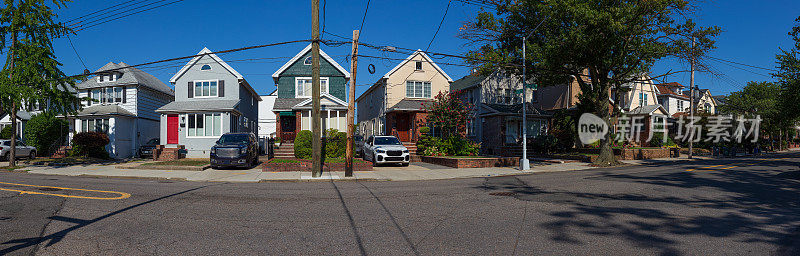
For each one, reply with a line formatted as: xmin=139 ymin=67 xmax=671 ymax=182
xmin=201 ymin=64 xmax=212 ymax=70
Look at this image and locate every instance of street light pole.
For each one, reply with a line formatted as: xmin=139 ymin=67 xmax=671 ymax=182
xmin=521 ymin=37 xmax=530 ymax=170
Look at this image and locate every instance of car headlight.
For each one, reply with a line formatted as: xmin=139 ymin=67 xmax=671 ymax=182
xmin=240 ymin=147 xmax=247 ymax=155
xmin=211 ymin=148 xmax=216 ymax=154
xmin=376 ymin=149 xmax=385 ymax=153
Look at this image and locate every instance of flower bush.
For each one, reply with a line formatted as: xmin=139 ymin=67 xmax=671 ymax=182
xmin=69 ymin=132 xmax=110 ymax=159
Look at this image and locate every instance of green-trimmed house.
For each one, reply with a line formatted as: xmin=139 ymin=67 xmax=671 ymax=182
xmin=271 ymin=44 xmax=351 ymax=142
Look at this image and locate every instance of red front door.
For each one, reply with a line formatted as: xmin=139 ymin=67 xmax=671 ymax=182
xmin=167 ymin=114 xmax=179 ymax=144
xmin=396 ymin=114 xmax=410 ymax=142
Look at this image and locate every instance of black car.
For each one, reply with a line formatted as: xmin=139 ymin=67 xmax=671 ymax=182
xmin=138 ymin=138 xmax=159 ymax=158
xmin=210 ymin=132 xmax=259 ymax=169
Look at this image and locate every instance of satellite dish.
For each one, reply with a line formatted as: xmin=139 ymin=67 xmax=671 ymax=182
xmin=368 ymin=64 xmax=376 ymax=74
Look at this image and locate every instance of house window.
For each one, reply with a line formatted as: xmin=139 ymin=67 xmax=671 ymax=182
xmin=415 ymin=61 xmax=423 ymax=70
xmin=82 ymin=118 xmax=109 ymax=133
xmin=295 ymin=77 xmax=329 ymax=98
xmin=193 ymin=80 xmax=219 ymax=97
xmin=639 ymin=92 xmax=647 ymax=106
xmin=504 ymin=89 xmax=512 ymax=104
xmin=114 ymin=87 xmax=123 ymax=102
xmin=304 ymin=56 xmax=312 ymax=65
xmin=96 ymin=73 xmax=117 ymax=83
xmin=201 ymin=64 xmax=212 ymax=70
xmin=187 ymin=113 xmax=222 ymax=137
xmin=405 ymin=81 xmax=431 ymax=98
xmin=466 ymin=119 xmax=474 ymax=135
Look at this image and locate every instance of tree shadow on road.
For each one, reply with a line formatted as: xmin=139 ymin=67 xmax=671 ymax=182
xmin=475 ymin=157 xmax=800 ymax=256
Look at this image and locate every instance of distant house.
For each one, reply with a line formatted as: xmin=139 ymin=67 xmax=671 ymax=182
xmin=655 ymin=82 xmax=690 ymax=116
xmin=258 ymin=90 xmax=278 ymax=139
xmin=356 ymin=50 xmax=453 ymax=142
xmin=0 ymin=111 xmax=30 ymax=141
xmin=74 ymin=62 xmax=174 ymax=158
xmin=271 ymin=44 xmax=350 ymax=142
xmin=684 ymin=88 xmax=718 ymax=114
xmin=156 ymin=48 xmax=261 ymax=157
xmin=450 ymin=70 xmax=550 ymax=156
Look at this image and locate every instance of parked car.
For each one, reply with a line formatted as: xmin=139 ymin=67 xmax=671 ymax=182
xmin=138 ymin=138 xmax=159 ymax=158
xmin=0 ymin=139 xmax=37 ymax=161
xmin=354 ymin=135 xmax=364 ymax=157
xmin=363 ymin=135 xmax=410 ymax=166
xmin=210 ymin=132 xmax=259 ymax=169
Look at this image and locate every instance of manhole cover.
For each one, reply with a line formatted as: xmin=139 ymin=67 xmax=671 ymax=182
xmin=489 ymin=192 xmax=517 ymax=196
xmin=38 ymin=187 xmax=61 ymax=192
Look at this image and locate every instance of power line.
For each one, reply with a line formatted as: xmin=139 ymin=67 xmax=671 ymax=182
xmin=426 ymin=0 xmax=452 ymax=52
xmin=453 ymin=0 xmax=495 ymax=10
xmin=358 ymin=0 xmax=371 ymax=32
xmin=66 ymin=34 xmax=88 ymax=70
xmin=706 ymin=56 xmax=778 ymax=72
xmin=69 ymin=0 xmax=163 ymax=29
xmin=17 ymin=39 xmax=310 ymax=87
xmin=72 ymin=0 xmax=186 ymax=32
xmin=65 ymin=0 xmax=140 ymax=25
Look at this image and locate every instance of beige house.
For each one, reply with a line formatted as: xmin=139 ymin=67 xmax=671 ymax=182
xmin=684 ymin=88 xmax=718 ymax=114
xmin=356 ymin=50 xmax=453 ymax=142
xmin=618 ymin=75 xmax=661 ymax=112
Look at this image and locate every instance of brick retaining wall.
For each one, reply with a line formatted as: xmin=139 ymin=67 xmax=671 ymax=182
xmin=420 ymin=156 xmax=520 ymax=168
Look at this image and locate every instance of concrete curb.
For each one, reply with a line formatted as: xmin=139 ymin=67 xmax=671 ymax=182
xmin=115 ymin=163 xmax=210 ymax=171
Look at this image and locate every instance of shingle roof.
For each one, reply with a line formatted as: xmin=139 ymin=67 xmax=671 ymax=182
xmin=387 ymin=99 xmax=433 ymax=112
xmin=272 ymin=98 xmax=306 ymax=111
xmin=76 ymin=105 xmax=135 ymax=117
xmin=627 ymin=104 xmax=667 ymax=115
xmin=656 ymin=82 xmax=685 ymax=88
xmin=155 ymin=99 xmax=239 ymax=113
xmin=77 ymin=62 xmax=174 ymax=96
xmin=450 ymin=74 xmax=487 ymax=92
xmin=655 ymin=84 xmax=689 ymax=99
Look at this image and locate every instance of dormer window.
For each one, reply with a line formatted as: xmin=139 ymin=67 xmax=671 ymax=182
xmin=415 ymin=61 xmax=423 ymax=70
xmin=201 ymin=64 xmax=212 ymax=70
xmin=304 ymin=56 xmax=312 ymax=65
xmin=96 ymin=73 xmax=117 ymax=83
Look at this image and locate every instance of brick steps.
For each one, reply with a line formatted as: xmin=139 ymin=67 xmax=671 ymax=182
xmin=51 ymin=146 xmax=72 ymax=158
xmin=273 ymin=143 xmax=295 ymax=158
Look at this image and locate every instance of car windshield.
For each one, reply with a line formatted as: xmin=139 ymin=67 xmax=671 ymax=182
xmin=374 ymin=137 xmax=401 ymax=145
xmin=218 ymin=134 xmax=249 ymax=145
xmin=1 ymin=141 xmax=8 ymax=146
xmin=147 ymin=138 xmax=159 ymax=145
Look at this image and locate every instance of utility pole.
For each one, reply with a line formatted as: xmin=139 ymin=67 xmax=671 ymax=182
xmin=688 ymin=37 xmax=695 ymax=159
xmin=8 ymin=2 xmax=18 ymax=167
xmin=345 ymin=30 xmax=360 ymax=177
xmin=520 ymin=37 xmax=530 ymax=170
xmin=311 ymin=0 xmax=322 ymax=177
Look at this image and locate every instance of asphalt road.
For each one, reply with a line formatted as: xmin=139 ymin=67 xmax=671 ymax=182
xmin=1 ymin=153 xmax=799 ymax=255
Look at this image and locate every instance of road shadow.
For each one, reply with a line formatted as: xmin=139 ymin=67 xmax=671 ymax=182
xmin=0 ymin=184 xmax=217 ymax=254
xmin=475 ymin=155 xmax=800 ymax=255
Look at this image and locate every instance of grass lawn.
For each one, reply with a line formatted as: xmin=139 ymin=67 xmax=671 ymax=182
xmin=26 ymin=156 xmax=106 ymax=164
xmin=142 ymin=158 xmax=209 ymax=166
xmin=0 ymin=165 xmax=26 ymax=171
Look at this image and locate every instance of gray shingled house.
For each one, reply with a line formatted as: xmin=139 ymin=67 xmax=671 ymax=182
xmin=73 ymin=62 xmax=174 ymax=158
xmin=156 ymin=47 xmax=261 ymax=157
xmin=271 ymin=44 xmax=350 ymax=142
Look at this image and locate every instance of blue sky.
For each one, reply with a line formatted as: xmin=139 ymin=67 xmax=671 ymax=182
xmin=52 ymin=0 xmax=800 ymax=98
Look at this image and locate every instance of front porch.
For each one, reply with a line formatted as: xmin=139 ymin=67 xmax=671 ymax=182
xmin=385 ymin=111 xmax=427 ymax=143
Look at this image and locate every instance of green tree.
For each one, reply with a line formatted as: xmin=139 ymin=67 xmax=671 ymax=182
xmin=423 ymin=91 xmax=472 ymax=138
xmin=0 ymin=0 xmax=82 ymax=166
xmin=459 ymin=0 xmax=719 ymax=166
xmin=777 ymin=16 xmax=800 ymax=147
xmin=24 ymin=112 xmax=68 ymax=156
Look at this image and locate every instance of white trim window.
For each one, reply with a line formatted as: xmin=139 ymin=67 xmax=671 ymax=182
xmin=82 ymin=118 xmax=110 ymax=133
xmin=187 ymin=113 xmax=222 ymax=137
xmin=406 ymin=81 xmax=431 ymax=98
xmin=295 ymin=77 xmax=328 ymax=98
xmin=193 ymin=80 xmax=219 ymax=98
xmin=96 ymin=73 xmax=117 ymax=83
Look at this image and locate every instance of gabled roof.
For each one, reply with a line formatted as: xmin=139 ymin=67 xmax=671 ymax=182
xmin=383 ymin=50 xmax=453 ymax=82
xmin=655 ymin=84 xmax=689 ymax=100
xmin=627 ymin=104 xmax=668 ymax=116
xmin=294 ymin=93 xmax=348 ymax=108
xmin=170 ymin=47 xmax=243 ymax=83
xmin=271 ymin=44 xmax=350 ymax=79
xmin=450 ymin=73 xmax=487 ymax=92
xmin=273 ymin=98 xmax=306 ymax=111
xmin=77 ymin=62 xmax=174 ymax=96
xmin=657 ymin=82 xmax=685 ymax=88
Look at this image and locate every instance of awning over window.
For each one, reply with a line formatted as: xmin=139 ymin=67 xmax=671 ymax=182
xmin=279 ymin=111 xmax=295 ymax=116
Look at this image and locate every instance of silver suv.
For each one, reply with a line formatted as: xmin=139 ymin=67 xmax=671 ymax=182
xmin=0 ymin=140 xmax=37 ymax=161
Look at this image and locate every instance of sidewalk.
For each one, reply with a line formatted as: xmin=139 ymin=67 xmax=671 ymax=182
xmin=4 ymin=152 xmax=786 ymax=182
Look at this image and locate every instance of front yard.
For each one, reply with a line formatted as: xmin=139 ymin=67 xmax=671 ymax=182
xmin=141 ymin=158 xmax=209 ymax=167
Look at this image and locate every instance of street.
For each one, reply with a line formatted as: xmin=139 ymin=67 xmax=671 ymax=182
xmin=1 ymin=153 xmax=799 ymax=255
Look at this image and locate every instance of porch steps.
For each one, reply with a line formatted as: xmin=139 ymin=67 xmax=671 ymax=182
xmin=403 ymin=142 xmax=422 ymax=162
xmin=274 ymin=143 xmax=296 ymax=158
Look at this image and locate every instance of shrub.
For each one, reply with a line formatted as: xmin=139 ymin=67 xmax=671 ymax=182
xmin=0 ymin=126 xmax=12 ymax=139
xmin=532 ymin=135 xmax=559 ymax=154
xmin=648 ymin=132 xmax=676 ymax=147
xmin=69 ymin=132 xmax=110 ymax=158
xmin=418 ymin=126 xmax=430 ymax=136
xmin=417 ymin=136 xmax=480 ymax=156
xmin=324 ymin=129 xmax=346 ymax=158
xmin=24 ymin=113 xmax=69 ymax=156
xmin=294 ymin=130 xmax=313 ymax=159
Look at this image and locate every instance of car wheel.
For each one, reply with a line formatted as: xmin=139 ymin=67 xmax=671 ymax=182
xmin=1 ymin=153 xmax=6 ymax=161
xmin=29 ymin=151 xmax=36 ymax=159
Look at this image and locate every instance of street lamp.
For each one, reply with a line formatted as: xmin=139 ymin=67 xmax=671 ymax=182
xmin=520 ymin=18 xmax=546 ymax=171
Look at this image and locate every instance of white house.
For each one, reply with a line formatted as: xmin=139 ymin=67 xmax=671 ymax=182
xmin=73 ymin=62 xmax=174 ymax=158
xmin=258 ymin=90 xmax=278 ymax=139
xmin=655 ymin=82 xmax=690 ymax=116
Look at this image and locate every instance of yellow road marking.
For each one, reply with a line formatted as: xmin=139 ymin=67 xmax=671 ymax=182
xmin=719 ymin=166 xmax=738 ymax=169
xmin=685 ymin=169 xmax=695 ymax=172
xmin=701 ymin=165 xmax=726 ymax=169
xmin=0 ymin=181 xmax=130 ymax=200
